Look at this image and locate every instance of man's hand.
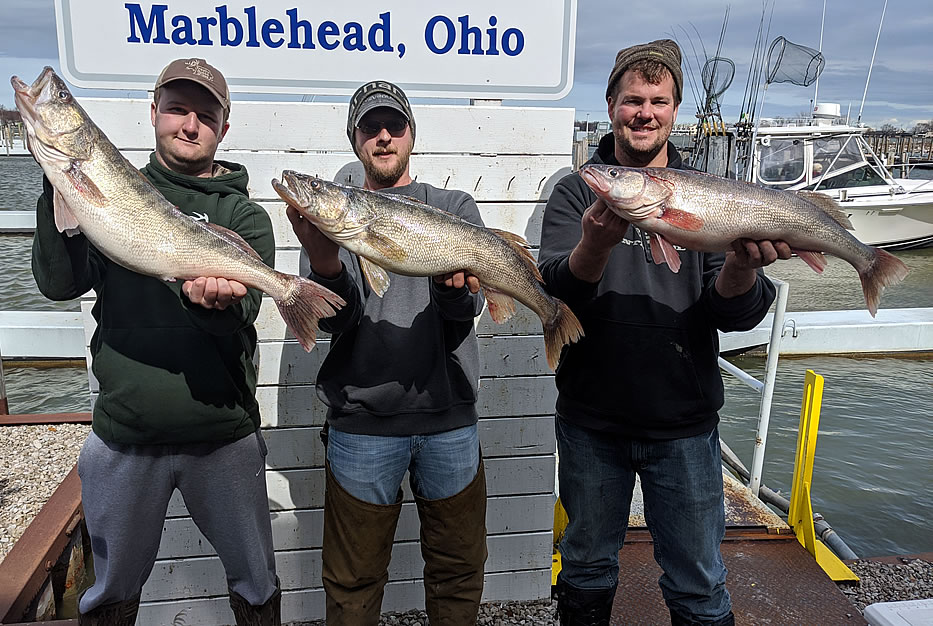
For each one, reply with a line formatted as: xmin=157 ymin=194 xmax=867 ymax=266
xmin=182 ymin=277 xmax=248 ymax=310
xmin=286 ymin=206 xmax=342 ymax=278
xmin=716 ymin=238 xmax=793 ymax=298
xmin=433 ymin=270 xmax=481 ymax=293
xmin=569 ymin=198 xmax=629 ymax=283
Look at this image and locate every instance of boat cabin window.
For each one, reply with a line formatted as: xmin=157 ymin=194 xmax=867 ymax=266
xmin=808 ymin=135 xmax=887 ymax=189
xmin=757 ymin=138 xmax=804 ymax=186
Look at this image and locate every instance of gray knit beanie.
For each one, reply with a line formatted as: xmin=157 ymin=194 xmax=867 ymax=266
xmin=605 ymin=39 xmax=683 ymax=103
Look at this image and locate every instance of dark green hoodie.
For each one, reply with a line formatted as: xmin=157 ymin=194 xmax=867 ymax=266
xmin=31 ymin=153 xmax=275 ymax=445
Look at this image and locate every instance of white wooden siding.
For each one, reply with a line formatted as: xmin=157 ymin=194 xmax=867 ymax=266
xmin=78 ymin=98 xmax=572 ymax=624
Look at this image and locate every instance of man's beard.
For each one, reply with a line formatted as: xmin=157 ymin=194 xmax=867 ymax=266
xmin=362 ymin=149 xmax=410 ymax=187
xmin=616 ymin=128 xmax=669 ymax=166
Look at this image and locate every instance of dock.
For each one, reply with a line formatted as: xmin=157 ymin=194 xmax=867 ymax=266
xmin=718 ymin=307 xmax=933 ymax=356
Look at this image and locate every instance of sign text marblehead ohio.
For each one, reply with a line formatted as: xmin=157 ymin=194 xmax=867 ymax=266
xmin=125 ymin=4 xmax=527 ymax=58
xmin=55 ymin=1 xmax=575 ymax=98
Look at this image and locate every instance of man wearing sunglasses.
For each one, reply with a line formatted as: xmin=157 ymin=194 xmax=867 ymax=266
xmin=287 ymin=80 xmax=488 ymax=625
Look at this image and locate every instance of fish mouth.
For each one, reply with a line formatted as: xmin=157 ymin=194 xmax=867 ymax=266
xmin=272 ymin=170 xmax=304 ymax=207
xmin=579 ymin=165 xmax=611 ymax=194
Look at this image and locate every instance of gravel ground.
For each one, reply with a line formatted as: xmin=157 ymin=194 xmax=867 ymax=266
xmin=0 ymin=423 xmax=90 ymax=561
xmin=293 ymin=599 xmax=559 ymax=626
xmin=837 ymin=558 xmax=933 ymax=612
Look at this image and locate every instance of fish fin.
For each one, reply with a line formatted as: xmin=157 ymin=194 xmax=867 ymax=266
xmin=484 ymin=287 xmax=517 ymax=323
xmin=64 ymin=161 xmax=107 ymax=207
xmin=359 ymin=257 xmax=391 ymax=297
xmin=489 ymin=228 xmax=544 ymax=282
xmin=200 ymin=221 xmax=263 ymax=261
xmin=859 ymin=248 xmax=909 ymax=317
xmin=362 ymin=230 xmax=409 ymax=262
xmin=659 ymin=207 xmax=705 ymax=231
xmin=794 ymin=249 xmax=827 ymax=274
xmin=53 ymin=188 xmax=82 ymax=236
xmin=276 ymin=274 xmax=346 ymax=352
xmin=650 ymin=233 xmax=682 ymax=273
xmin=543 ymin=299 xmax=584 ymax=371
xmin=795 ymin=191 xmax=855 ymax=230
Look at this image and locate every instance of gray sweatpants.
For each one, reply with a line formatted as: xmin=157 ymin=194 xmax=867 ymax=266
xmin=77 ymin=430 xmax=277 ymax=613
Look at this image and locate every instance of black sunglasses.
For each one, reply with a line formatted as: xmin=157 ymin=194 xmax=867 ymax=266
xmin=357 ymin=118 xmax=408 ymax=136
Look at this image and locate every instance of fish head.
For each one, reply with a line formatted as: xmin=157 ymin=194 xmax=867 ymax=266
xmin=273 ymin=170 xmax=355 ymax=233
xmin=579 ymin=164 xmax=667 ymax=220
xmin=11 ymin=67 xmax=95 ymax=165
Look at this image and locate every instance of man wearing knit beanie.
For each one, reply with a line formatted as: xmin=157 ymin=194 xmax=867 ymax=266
xmin=540 ymin=38 xmax=789 ymax=626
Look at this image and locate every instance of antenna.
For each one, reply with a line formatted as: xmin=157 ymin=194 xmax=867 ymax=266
xmin=812 ymin=0 xmax=827 ymax=112
xmin=858 ymin=0 xmax=888 ymax=125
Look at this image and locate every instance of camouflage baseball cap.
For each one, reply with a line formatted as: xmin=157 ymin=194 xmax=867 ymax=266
xmin=155 ymin=58 xmax=230 ymax=113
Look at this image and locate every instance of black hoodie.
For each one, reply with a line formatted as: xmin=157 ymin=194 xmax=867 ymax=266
xmin=538 ymin=133 xmax=775 ymax=439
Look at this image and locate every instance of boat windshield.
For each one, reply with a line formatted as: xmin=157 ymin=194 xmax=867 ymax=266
xmin=757 ymin=138 xmax=805 ymax=187
xmin=808 ymin=135 xmax=887 ymax=189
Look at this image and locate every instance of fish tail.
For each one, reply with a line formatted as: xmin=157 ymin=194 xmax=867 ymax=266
xmin=543 ymin=299 xmax=584 ymax=371
xmin=276 ymin=275 xmax=346 ymax=352
xmin=859 ymin=249 xmax=909 ymax=317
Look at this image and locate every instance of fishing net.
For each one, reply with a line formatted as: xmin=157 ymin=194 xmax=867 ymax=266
xmin=701 ymin=56 xmax=735 ymax=102
xmin=765 ymin=36 xmax=825 ymax=86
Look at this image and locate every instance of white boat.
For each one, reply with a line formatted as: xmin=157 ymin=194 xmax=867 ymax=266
xmin=738 ymin=103 xmax=933 ymax=250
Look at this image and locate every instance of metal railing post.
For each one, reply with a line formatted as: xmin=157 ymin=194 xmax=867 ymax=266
xmin=748 ymin=278 xmax=789 ymax=496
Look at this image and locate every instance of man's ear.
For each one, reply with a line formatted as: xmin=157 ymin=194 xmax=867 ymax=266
xmin=218 ymin=120 xmax=230 ymax=143
xmin=150 ymin=101 xmax=157 ymax=127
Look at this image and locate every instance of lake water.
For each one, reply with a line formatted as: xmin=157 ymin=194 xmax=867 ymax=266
xmin=0 ymin=154 xmax=931 ymax=558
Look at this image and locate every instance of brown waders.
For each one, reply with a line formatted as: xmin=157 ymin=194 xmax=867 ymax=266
xmin=322 ymin=461 xmax=404 ymax=625
xmin=416 ymin=458 xmax=488 ymax=625
xmin=322 ymin=459 xmax=488 ymax=626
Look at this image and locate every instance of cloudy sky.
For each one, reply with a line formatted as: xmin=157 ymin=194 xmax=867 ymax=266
xmin=1 ymin=0 xmax=931 ymax=129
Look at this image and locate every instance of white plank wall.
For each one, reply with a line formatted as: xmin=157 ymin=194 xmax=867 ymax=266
xmin=78 ymin=98 xmax=573 ymax=624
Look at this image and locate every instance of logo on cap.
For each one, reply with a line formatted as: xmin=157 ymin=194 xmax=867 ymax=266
xmin=184 ymin=59 xmax=214 ymax=84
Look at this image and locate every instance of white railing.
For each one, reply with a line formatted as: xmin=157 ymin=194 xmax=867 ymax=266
xmin=718 ymin=277 xmax=789 ymax=497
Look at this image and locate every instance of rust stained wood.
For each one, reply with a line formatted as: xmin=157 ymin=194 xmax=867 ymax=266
xmin=611 ymin=539 xmax=867 ymax=625
xmin=0 ymin=467 xmax=82 ymax=624
xmin=0 ymin=413 xmax=91 ymax=426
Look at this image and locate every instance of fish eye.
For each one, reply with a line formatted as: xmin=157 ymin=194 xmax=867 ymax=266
xmin=310 ymin=180 xmax=321 ymax=190
xmin=607 ymin=168 xmax=618 ymax=177
xmin=58 ymin=90 xmax=70 ymax=101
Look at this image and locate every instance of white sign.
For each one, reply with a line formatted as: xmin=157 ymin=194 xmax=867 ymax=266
xmin=54 ymin=0 xmax=576 ymax=99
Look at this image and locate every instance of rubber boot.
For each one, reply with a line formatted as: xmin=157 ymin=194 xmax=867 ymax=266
xmin=77 ymin=593 xmax=140 ymax=626
xmin=554 ymin=577 xmax=615 ymax=626
xmin=415 ymin=459 xmax=488 ymax=626
xmin=321 ymin=461 xmax=403 ymax=626
xmin=228 ymin=580 xmax=282 ymax=626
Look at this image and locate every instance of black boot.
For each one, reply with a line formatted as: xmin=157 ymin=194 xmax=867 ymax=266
xmin=670 ymin=608 xmax=735 ymax=626
xmin=78 ymin=593 xmax=140 ymax=626
xmin=229 ymin=583 xmax=282 ymax=626
xmin=554 ymin=577 xmax=615 ymax=626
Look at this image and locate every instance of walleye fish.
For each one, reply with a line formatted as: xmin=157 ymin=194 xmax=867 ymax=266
xmin=272 ymin=171 xmax=583 ymax=370
xmin=12 ymin=67 xmax=344 ymax=351
xmin=580 ymin=164 xmax=909 ymax=316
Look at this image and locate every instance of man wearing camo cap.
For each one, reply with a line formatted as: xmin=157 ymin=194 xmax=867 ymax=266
xmin=539 ymin=39 xmax=790 ymax=625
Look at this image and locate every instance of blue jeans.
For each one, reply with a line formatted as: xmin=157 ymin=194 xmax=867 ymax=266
xmin=327 ymin=424 xmax=480 ymax=504
xmin=556 ymin=416 xmax=731 ymax=622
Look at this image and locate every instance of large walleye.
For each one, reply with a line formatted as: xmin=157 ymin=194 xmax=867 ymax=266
xmin=12 ymin=67 xmax=343 ymax=351
xmin=272 ymin=171 xmax=583 ymax=370
xmin=580 ymin=164 xmax=909 ymax=316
